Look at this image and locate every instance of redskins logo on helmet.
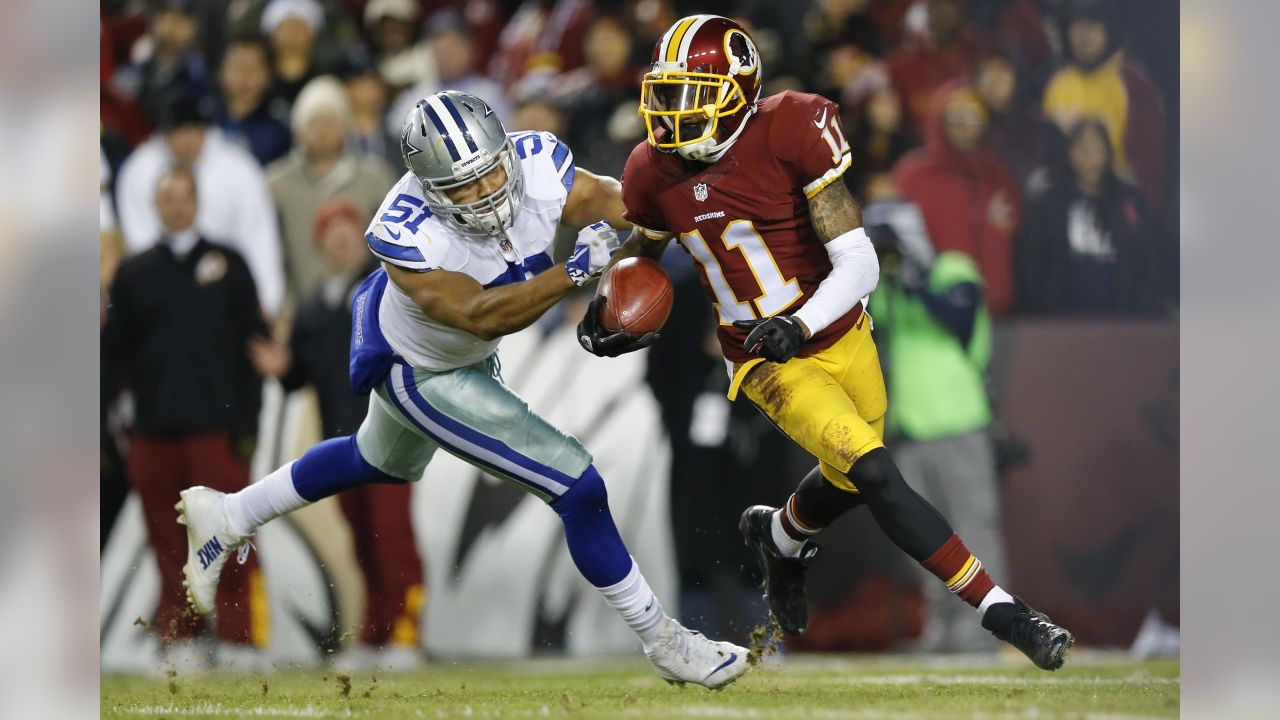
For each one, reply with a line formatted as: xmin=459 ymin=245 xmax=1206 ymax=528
xmin=639 ymin=15 xmax=763 ymax=162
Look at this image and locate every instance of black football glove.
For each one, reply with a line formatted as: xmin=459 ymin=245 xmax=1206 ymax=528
xmin=733 ymin=316 xmax=806 ymax=363
xmin=577 ymin=295 xmax=660 ymax=358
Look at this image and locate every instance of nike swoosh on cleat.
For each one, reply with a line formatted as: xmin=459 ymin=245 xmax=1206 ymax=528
xmin=706 ymin=653 xmax=738 ymax=678
xmin=814 ymin=108 xmax=828 ymax=128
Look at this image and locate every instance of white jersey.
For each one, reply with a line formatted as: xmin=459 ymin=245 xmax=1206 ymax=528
xmin=365 ymin=131 xmax=576 ymax=372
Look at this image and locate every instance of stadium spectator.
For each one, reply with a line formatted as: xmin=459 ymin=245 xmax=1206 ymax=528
xmin=511 ymin=97 xmax=569 ymax=136
xmin=215 ymin=36 xmax=293 ymax=166
xmin=893 ymin=83 xmax=1020 ymax=315
xmin=116 ymin=94 xmax=285 ymax=316
xmin=1042 ymin=0 xmax=1166 ymax=211
xmin=496 ymin=0 xmax=593 ymax=88
xmin=101 ymin=16 xmax=151 ymax=149
xmin=267 ymin=76 xmax=395 ymax=300
xmin=549 ymin=13 xmax=643 ymax=177
xmin=338 ymin=49 xmax=405 ymax=170
xmin=363 ymin=0 xmax=437 ymax=93
xmin=886 ymin=0 xmax=985 ymax=128
xmin=388 ymin=13 xmax=512 ymax=138
xmin=1015 ymin=119 xmax=1163 ymax=316
xmin=865 ymin=201 xmax=1006 ymax=653
xmin=969 ymin=52 xmax=1054 ymax=188
xmin=840 ymin=62 xmax=918 ymax=200
xmin=248 ymin=197 xmax=425 ymax=671
xmin=101 ymin=168 xmax=270 ymax=673
xmin=262 ymin=0 xmax=334 ymax=104
xmin=127 ymin=0 xmax=211 ymax=124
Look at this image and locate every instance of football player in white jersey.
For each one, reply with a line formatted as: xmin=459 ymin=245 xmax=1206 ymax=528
xmin=175 ymin=91 xmax=749 ymax=688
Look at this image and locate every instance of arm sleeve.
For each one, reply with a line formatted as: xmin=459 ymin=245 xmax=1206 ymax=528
xmin=773 ymin=94 xmax=853 ymax=199
xmin=791 ymin=227 xmax=879 ymax=335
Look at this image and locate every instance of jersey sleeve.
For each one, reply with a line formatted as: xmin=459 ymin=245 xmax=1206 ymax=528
xmin=366 ymin=222 xmax=433 ymax=272
xmin=772 ymin=92 xmax=853 ymax=199
xmin=510 ymin=131 xmax=576 ymax=206
xmin=621 ymin=142 xmax=669 ymax=238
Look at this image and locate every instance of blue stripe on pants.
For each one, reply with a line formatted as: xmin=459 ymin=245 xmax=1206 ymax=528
xmin=383 ymin=364 xmax=574 ymax=498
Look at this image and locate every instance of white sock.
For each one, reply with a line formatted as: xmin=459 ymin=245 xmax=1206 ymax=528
xmin=977 ymin=585 xmax=1015 ymax=616
xmin=770 ymin=509 xmax=806 ymax=558
xmin=597 ymin=558 xmax=666 ymax=649
xmin=224 ymin=461 xmax=308 ymax=537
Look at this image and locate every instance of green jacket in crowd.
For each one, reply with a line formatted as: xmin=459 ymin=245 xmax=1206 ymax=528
xmin=872 ymin=251 xmax=992 ymax=442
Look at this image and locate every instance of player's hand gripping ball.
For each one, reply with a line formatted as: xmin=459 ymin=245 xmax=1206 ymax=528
xmin=577 ymin=258 xmax=672 ymax=357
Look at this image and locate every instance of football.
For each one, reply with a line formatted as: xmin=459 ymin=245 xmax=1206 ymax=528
xmin=597 ymin=257 xmax=674 ymax=337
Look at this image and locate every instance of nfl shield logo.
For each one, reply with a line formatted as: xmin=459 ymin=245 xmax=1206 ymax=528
xmin=693 ymin=182 xmax=709 ymax=202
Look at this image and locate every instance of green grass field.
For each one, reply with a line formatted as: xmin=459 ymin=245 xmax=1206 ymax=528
xmin=101 ymin=652 xmax=1179 ymax=719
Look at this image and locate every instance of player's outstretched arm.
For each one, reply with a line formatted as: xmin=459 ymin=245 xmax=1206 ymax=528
xmin=561 ymin=167 xmax=632 ymax=231
xmin=561 ymin=165 xmax=672 ymax=265
xmin=385 ymin=262 xmax=575 ymax=341
xmin=383 ymin=220 xmax=619 ymax=341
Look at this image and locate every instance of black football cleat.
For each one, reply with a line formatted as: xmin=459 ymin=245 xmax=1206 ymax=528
xmin=739 ymin=505 xmax=820 ymax=635
xmin=983 ymin=597 xmax=1074 ymax=670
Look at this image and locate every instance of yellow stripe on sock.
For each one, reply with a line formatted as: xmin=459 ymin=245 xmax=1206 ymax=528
xmin=951 ymin=559 xmax=982 ymax=593
xmin=945 ymin=556 xmax=976 ymax=590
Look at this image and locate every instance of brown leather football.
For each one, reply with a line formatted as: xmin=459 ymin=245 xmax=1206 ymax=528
xmin=597 ymin=257 xmax=674 ymax=337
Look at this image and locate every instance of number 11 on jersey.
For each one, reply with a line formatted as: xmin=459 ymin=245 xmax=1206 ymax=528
xmin=680 ymin=220 xmax=803 ymax=324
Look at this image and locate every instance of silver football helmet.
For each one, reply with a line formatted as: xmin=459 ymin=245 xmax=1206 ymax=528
xmin=400 ymin=90 xmax=524 ymax=239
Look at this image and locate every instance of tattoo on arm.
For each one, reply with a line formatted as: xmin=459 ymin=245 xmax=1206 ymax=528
xmin=808 ymin=181 xmax=864 ymax=243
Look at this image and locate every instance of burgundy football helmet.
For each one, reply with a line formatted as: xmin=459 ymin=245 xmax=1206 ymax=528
xmin=639 ymin=14 xmax=763 ymax=161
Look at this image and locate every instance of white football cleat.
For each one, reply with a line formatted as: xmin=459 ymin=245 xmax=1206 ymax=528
xmin=644 ymin=618 xmax=750 ymax=690
xmin=176 ymin=486 xmax=249 ymax=615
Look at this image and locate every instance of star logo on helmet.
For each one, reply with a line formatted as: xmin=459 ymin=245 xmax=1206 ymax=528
xmin=403 ymin=135 xmax=423 ymax=158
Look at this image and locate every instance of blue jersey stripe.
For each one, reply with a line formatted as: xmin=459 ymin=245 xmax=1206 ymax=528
xmin=367 ymin=232 xmax=426 ymax=264
xmin=551 ymin=140 xmax=571 ymax=172
xmin=422 ymin=102 xmax=460 ymax=161
xmin=482 ymin=251 xmax=554 ymax=288
xmin=561 ymin=162 xmax=576 ymax=194
xmin=440 ymin=95 xmax=480 ymax=154
xmin=385 ymin=365 xmax=573 ymax=497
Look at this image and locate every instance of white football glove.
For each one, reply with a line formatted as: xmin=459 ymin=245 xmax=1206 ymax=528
xmin=565 ymin=221 xmax=620 ymax=286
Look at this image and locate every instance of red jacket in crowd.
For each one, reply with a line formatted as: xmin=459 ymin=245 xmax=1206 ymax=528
xmin=886 ymin=29 xmax=985 ymax=129
xmin=892 ymin=83 xmax=1022 ymax=315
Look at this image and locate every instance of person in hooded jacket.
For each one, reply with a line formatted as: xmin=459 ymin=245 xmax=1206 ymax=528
xmin=1015 ymin=119 xmax=1164 ymax=316
xmin=892 ymin=83 xmax=1021 ymax=315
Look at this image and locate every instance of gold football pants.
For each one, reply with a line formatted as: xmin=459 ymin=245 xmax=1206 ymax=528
xmin=729 ymin=315 xmax=886 ymax=492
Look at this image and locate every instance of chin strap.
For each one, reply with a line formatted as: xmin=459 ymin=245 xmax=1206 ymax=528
xmin=677 ymin=104 xmax=758 ymax=163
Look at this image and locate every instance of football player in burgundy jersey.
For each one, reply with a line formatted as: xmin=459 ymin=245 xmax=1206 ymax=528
xmin=578 ymin=14 xmax=1073 ymax=670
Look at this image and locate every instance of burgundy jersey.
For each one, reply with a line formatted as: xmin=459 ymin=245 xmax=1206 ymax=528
xmin=622 ymin=91 xmax=862 ymax=364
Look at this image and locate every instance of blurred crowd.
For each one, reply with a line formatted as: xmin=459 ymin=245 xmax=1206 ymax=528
xmin=99 ymin=0 xmax=1179 ymax=664
xmin=101 ymin=0 xmax=1179 ymax=321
